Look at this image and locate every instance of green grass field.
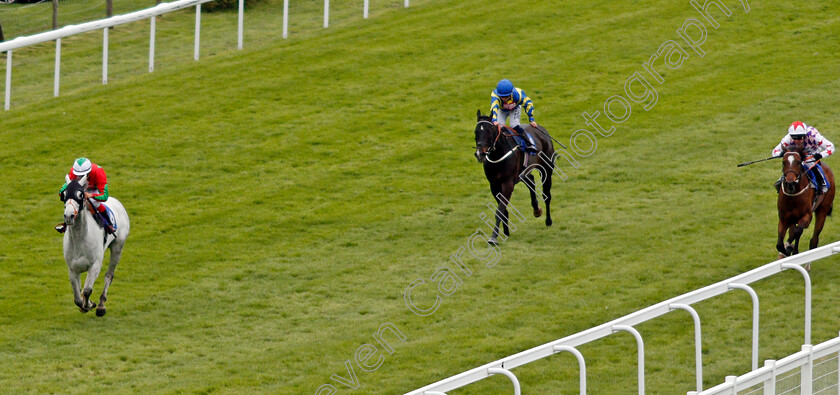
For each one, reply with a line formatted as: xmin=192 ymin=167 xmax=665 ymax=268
xmin=1 ymin=0 xmax=840 ymax=393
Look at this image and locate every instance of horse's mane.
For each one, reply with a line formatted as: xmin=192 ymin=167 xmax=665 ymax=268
xmin=783 ymin=145 xmax=805 ymax=155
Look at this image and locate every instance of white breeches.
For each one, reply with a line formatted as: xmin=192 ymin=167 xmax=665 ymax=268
xmin=496 ymin=107 xmax=522 ymax=127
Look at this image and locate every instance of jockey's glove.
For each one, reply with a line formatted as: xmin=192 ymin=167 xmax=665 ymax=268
xmin=813 ymin=153 xmax=823 ymax=161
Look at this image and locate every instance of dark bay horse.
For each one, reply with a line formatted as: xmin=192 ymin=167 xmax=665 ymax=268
xmin=474 ymin=110 xmax=555 ymax=245
xmin=777 ymin=147 xmax=834 ymax=260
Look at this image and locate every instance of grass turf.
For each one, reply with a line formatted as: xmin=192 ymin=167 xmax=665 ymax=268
xmin=1 ymin=0 xmax=839 ymax=393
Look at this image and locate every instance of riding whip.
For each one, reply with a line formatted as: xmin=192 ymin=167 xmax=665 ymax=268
xmin=737 ymin=156 xmax=780 ymax=167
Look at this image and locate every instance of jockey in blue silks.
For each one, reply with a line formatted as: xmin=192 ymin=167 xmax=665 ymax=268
xmin=772 ymin=121 xmax=835 ymax=194
xmin=490 ymin=79 xmax=538 ymax=155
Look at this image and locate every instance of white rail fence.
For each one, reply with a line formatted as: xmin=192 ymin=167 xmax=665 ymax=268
xmin=697 ymin=335 xmax=840 ymax=395
xmin=0 ymin=0 xmax=410 ymax=110
xmin=406 ymin=240 xmax=840 ymax=395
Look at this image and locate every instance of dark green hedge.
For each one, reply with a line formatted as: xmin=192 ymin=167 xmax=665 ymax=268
xmin=203 ymin=0 xmax=263 ymax=12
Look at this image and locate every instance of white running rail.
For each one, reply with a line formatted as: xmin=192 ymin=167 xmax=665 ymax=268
xmin=406 ymin=241 xmax=840 ymax=395
xmin=0 ymin=0 xmax=243 ymax=110
xmin=0 ymin=0 xmax=411 ymax=111
xmin=695 ymin=334 xmax=840 ymax=395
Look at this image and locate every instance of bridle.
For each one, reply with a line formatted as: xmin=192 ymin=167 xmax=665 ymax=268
xmin=781 ymin=152 xmax=811 ymax=197
xmin=475 ymin=120 xmax=519 ymax=163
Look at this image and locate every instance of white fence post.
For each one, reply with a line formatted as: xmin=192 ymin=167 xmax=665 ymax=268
xmin=836 ymin=333 xmax=840 ymax=395
xmin=405 ymin=0 xmax=409 ymax=7
xmin=729 ymin=283 xmax=760 ymax=370
xmin=554 ymin=345 xmax=586 ymax=394
xmin=194 ymin=4 xmax=201 ymax=60
xmin=670 ymin=304 xmax=703 ymax=392
xmin=725 ymin=375 xmax=737 ymax=394
xmin=54 ymin=38 xmax=61 ymax=97
xmin=781 ymin=263 xmax=811 ymax=345
xmin=364 ymin=0 xmax=369 ymax=18
xmin=238 ymin=0 xmax=244 ymax=49
xmin=102 ymin=27 xmax=109 ymax=84
xmin=5 ymin=50 xmax=12 ymax=110
xmin=801 ymin=344 xmax=813 ymax=394
xmin=282 ymin=0 xmax=288 ymax=38
xmin=763 ymin=359 xmax=776 ymax=395
xmin=149 ymin=16 xmax=156 ymax=72
xmin=613 ymin=325 xmax=644 ymax=395
xmin=324 ymin=0 xmax=329 ymax=28
xmin=486 ymin=368 xmax=521 ymax=395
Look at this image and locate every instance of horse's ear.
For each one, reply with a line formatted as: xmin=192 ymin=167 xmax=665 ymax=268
xmin=477 ymin=109 xmax=482 ymax=120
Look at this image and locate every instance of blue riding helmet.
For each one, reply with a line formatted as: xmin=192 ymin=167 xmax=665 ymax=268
xmin=494 ymin=79 xmax=514 ymax=97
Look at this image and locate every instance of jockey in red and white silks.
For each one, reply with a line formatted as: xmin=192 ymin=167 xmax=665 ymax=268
xmin=58 ymin=158 xmax=116 ymax=232
xmin=772 ymin=121 xmax=834 ymax=193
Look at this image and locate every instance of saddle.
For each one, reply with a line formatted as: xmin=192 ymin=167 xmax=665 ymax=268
xmin=86 ymin=203 xmax=118 ymax=234
xmin=502 ymin=125 xmax=537 ymax=155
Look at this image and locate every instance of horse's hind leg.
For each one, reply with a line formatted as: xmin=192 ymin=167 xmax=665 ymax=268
xmin=524 ymin=173 xmax=542 ymax=218
xmin=97 ymin=246 xmax=123 ymax=317
xmin=809 ymin=211 xmax=828 ymax=251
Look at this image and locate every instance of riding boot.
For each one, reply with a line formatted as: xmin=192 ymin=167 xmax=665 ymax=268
xmin=774 ymin=176 xmax=783 ymax=193
xmin=513 ymin=125 xmax=537 ymax=155
xmin=812 ymin=193 xmax=825 ymax=213
xmin=55 ymin=223 xmax=67 ymax=233
xmin=96 ymin=206 xmax=116 ymax=234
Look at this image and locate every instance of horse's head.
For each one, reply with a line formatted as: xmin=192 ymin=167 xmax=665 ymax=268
xmin=474 ymin=109 xmax=498 ymax=163
xmin=781 ymin=147 xmax=806 ymax=195
xmin=61 ymin=178 xmax=87 ymax=226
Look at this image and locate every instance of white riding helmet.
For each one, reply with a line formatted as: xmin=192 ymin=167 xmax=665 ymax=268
xmin=72 ymin=158 xmax=92 ymax=176
xmin=788 ymin=121 xmax=808 ymax=137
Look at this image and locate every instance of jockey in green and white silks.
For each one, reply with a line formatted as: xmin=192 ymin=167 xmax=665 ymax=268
xmin=490 ymin=79 xmax=538 ymax=155
xmin=772 ymin=121 xmax=835 ymax=194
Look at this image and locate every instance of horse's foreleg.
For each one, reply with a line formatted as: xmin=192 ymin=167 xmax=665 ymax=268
xmin=488 ymin=184 xmax=503 ymax=245
xmin=792 ymin=214 xmax=813 ymax=255
xmin=500 ymin=182 xmax=515 ymax=237
xmin=82 ymin=260 xmax=103 ymax=311
xmin=97 ymin=247 xmax=123 ymax=317
xmin=525 ymin=173 xmax=542 ymax=218
xmin=777 ymin=220 xmax=793 ymax=256
xmin=68 ymin=268 xmax=88 ymax=313
xmin=543 ymin=171 xmax=553 ymax=227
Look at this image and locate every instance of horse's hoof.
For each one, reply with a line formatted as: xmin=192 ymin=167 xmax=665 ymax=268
xmin=96 ymin=308 xmax=106 ymax=317
xmin=546 ymin=218 xmax=552 ymax=227
xmin=487 ymin=237 xmax=498 ymax=246
xmin=534 ymin=208 xmax=542 ymax=218
xmin=777 ymin=252 xmax=787 ymax=260
xmin=805 ymin=263 xmax=811 ymax=272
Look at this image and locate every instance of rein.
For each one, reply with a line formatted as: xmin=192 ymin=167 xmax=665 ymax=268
xmin=780 ymin=153 xmax=815 ymax=197
xmin=476 ymin=120 xmax=519 ymax=164
xmin=781 ymin=182 xmax=811 ymax=197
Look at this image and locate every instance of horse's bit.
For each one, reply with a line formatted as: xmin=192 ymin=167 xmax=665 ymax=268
xmin=475 ymin=120 xmax=519 ymax=163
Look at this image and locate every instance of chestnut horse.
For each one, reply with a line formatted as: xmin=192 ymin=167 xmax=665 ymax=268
xmin=776 ymin=147 xmax=834 ymax=259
